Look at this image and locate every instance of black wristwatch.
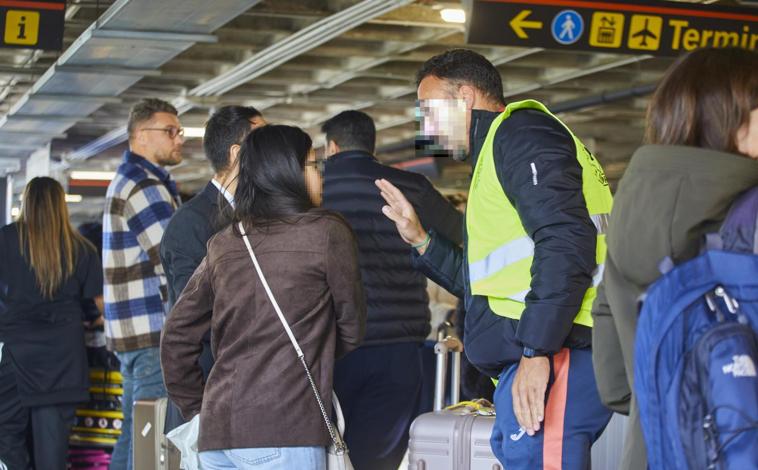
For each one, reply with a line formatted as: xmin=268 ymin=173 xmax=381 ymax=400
xmin=522 ymin=347 xmax=547 ymax=358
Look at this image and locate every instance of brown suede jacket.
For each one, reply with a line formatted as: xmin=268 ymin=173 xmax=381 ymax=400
xmin=161 ymin=210 xmax=366 ymax=451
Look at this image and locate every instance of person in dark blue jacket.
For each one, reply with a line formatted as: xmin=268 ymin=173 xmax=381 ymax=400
xmin=376 ymin=49 xmax=612 ymax=469
xmin=321 ymin=110 xmax=462 ymax=470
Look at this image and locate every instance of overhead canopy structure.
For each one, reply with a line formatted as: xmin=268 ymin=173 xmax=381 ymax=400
xmin=0 ymin=0 xmax=752 ymax=219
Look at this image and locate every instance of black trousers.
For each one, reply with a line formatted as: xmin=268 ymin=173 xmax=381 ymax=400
xmin=0 ymin=354 xmax=77 ymax=470
xmin=333 ymin=342 xmax=423 ymax=470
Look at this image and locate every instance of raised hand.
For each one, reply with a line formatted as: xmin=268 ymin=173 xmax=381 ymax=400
xmin=375 ymin=179 xmax=429 ymax=251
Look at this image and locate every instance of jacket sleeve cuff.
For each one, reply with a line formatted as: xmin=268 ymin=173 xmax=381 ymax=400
xmin=515 ymin=302 xmax=579 ymax=353
xmin=411 ymin=230 xmax=465 ymax=298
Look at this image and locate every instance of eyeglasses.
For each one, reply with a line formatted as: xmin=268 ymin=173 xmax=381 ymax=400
xmin=141 ymin=127 xmax=185 ymax=139
xmin=305 ymin=158 xmax=325 ymax=173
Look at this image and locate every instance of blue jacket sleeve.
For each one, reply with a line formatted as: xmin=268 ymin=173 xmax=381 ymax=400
xmin=412 ymin=230 xmax=466 ymax=299
xmin=493 ymin=109 xmax=597 ymax=353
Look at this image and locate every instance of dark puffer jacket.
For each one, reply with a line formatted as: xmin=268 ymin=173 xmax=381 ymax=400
xmin=322 ymin=150 xmax=463 ymax=345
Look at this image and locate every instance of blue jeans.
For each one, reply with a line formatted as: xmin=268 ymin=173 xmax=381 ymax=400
xmin=110 ymin=347 xmax=167 ymax=470
xmin=199 ymin=447 xmax=326 ymax=469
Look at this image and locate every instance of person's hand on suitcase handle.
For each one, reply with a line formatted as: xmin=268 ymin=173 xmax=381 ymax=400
xmin=511 ymin=355 xmax=550 ymax=436
xmin=376 ymin=179 xmax=430 ymax=254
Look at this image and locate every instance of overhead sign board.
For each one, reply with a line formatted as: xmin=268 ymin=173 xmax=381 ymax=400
xmin=467 ymin=0 xmax=758 ymax=57
xmin=0 ymin=0 xmax=65 ymax=50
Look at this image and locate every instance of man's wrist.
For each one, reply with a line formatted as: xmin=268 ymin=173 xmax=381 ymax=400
xmin=411 ymin=232 xmax=431 ymax=249
xmin=522 ymin=347 xmax=548 ymax=358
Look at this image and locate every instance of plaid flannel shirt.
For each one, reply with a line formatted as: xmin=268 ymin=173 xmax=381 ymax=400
xmin=103 ymin=151 xmax=180 ymax=352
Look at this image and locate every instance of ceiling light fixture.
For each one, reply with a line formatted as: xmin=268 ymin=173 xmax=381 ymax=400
xmin=69 ymin=171 xmax=116 ymax=180
xmin=440 ymin=8 xmax=466 ymax=24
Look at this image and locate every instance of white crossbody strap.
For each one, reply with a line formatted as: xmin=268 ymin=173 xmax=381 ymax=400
xmin=238 ymin=222 xmax=347 ymax=451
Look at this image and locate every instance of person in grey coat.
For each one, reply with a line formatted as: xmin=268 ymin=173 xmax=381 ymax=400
xmin=591 ymin=47 xmax=758 ymax=470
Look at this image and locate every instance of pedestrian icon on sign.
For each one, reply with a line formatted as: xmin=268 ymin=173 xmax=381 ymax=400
xmin=552 ymin=10 xmax=584 ymax=45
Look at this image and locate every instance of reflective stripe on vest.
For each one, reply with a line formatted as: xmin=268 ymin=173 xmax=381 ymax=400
xmin=468 ymin=213 xmax=609 ymax=284
xmin=466 ymin=99 xmax=613 ymax=328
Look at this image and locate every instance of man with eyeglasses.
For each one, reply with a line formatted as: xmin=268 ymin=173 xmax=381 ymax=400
xmin=103 ymin=98 xmax=183 ymax=470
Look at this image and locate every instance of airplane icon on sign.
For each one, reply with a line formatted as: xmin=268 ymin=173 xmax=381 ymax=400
xmin=631 ymin=18 xmax=658 ymax=47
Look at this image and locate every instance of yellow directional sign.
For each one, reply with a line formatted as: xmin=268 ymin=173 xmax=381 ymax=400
xmin=509 ymin=10 xmax=543 ymax=39
xmin=589 ymin=12 xmax=625 ymax=48
xmin=467 ymin=0 xmax=758 ymax=58
xmin=5 ymin=10 xmax=39 ymax=46
xmin=628 ymin=15 xmax=663 ymax=51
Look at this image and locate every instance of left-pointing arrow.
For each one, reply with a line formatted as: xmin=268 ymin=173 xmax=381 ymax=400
xmin=510 ymin=10 xmax=543 ymax=39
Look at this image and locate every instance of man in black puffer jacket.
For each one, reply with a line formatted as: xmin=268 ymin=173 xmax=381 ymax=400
xmin=322 ymin=110 xmax=462 ymax=470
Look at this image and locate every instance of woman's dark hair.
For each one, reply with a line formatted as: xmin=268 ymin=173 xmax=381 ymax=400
xmin=646 ymin=47 xmax=758 ymax=155
xmin=234 ymin=125 xmax=314 ymax=224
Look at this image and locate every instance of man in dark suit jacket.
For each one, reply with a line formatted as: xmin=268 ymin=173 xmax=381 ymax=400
xmin=321 ymin=110 xmax=463 ymax=470
xmin=160 ymin=105 xmax=265 ymax=432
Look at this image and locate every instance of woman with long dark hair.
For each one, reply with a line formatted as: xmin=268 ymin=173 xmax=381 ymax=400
xmin=591 ymin=47 xmax=758 ymax=469
xmin=161 ymin=125 xmax=366 ymax=469
xmin=0 ymin=177 xmax=103 ymax=469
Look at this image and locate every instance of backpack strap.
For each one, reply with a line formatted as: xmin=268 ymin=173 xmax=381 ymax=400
xmin=720 ymin=187 xmax=758 ymax=254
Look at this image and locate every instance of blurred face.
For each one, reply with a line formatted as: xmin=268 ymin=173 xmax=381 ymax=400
xmin=136 ymin=112 xmax=184 ymax=166
xmin=737 ymin=108 xmax=758 ymax=160
xmin=417 ymin=76 xmax=470 ymax=160
xmin=304 ymin=148 xmax=323 ymax=206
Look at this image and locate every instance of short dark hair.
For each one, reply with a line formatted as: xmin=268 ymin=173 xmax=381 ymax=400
xmin=321 ymin=110 xmax=376 ymax=154
xmin=203 ymin=106 xmax=262 ymax=173
xmin=416 ymin=49 xmax=505 ymax=106
xmin=234 ymin=125 xmax=314 ymax=224
xmin=646 ymin=47 xmax=758 ymax=155
xmin=127 ymin=98 xmax=178 ymax=138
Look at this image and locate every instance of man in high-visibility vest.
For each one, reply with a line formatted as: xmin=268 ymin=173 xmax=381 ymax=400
xmin=377 ymin=49 xmax=613 ymax=468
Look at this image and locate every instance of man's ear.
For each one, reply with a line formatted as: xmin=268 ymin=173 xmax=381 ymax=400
xmin=326 ymin=140 xmax=340 ymax=158
xmin=228 ymin=144 xmax=241 ymax=168
xmin=458 ymin=85 xmax=476 ymax=110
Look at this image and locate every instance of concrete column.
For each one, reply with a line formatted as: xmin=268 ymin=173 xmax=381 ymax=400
xmin=0 ymin=175 xmax=11 ymax=225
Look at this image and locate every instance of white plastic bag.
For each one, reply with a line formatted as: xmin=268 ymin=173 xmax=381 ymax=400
xmin=166 ymin=414 xmax=200 ymax=470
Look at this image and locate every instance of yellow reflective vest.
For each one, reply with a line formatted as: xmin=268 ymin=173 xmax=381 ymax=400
xmin=466 ymin=100 xmax=613 ymax=327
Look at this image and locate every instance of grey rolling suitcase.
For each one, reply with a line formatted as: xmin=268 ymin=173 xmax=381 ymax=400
xmin=133 ymin=398 xmax=181 ymax=470
xmin=407 ymin=335 xmax=628 ymax=470
xmin=408 ymin=336 xmax=502 ymax=470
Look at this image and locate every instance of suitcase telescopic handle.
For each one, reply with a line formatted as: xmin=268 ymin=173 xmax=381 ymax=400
xmin=433 ymin=336 xmax=463 ymax=411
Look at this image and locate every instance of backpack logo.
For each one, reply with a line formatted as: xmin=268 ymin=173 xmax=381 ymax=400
xmin=722 ymin=355 xmax=757 ymax=378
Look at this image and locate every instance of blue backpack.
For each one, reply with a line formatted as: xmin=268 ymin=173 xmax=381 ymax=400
xmin=634 ymin=188 xmax=758 ymax=470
